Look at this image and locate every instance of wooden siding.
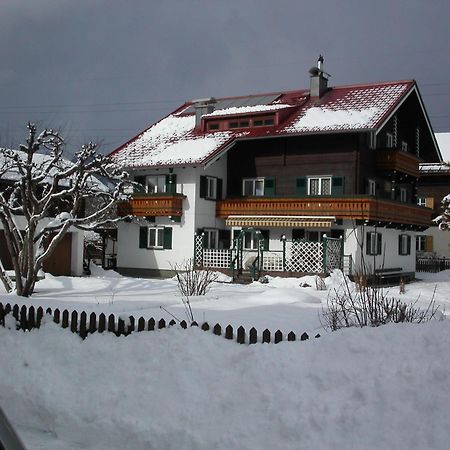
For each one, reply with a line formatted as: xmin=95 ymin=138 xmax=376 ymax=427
xmin=216 ymin=196 xmax=432 ymax=227
xmin=376 ymin=149 xmax=421 ymax=177
xmin=118 ymin=194 xmax=186 ymax=217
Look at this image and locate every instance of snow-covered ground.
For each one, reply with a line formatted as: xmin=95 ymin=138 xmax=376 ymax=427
xmin=1 ymin=268 xmax=450 ymax=449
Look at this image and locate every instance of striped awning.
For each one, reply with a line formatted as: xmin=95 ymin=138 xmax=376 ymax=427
xmin=225 ymin=215 xmax=335 ymax=228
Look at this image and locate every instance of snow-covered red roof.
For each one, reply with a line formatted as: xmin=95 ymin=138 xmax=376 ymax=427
xmin=110 ymin=80 xmax=415 ymax=169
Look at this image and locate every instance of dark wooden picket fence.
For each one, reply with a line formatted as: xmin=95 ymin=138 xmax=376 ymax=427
xmin=0 ymin=302 xmax=320 ymax=345
xmin=416 ymin=257 xmax=450 ymax=273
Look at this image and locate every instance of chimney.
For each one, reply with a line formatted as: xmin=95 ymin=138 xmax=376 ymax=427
xmin=309 ymin=55 xmax=329 ymax=98
xmin=193 ymin=97 xmax=216 ymax=128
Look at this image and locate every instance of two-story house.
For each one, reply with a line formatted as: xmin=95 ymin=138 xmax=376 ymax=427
xmin=416 ymin=132 xmax=450 ymax=257
xmin=110 ymin=57 xmax=441 ymax=281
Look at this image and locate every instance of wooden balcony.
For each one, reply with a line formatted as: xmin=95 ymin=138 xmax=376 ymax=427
xmin=118 ymin=193 xmax=186 ymax=217
xmin=216 ymin=196 xmax=432 ymax=227
xmin=375 ymin=149 xmax=421 ymax=177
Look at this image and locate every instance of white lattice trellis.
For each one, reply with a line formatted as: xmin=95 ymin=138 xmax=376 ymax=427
xmin=286 ymin=241 xmax=323 ymax=273
xmin=194 ymin=234 xmax=204 ymax=266
xmin=324 ymin=237 xmax=342 ymax=273
xmin=203 ymin=249 xmax=231 ymax=268
xmin=262 ymin=253 xmax=284 ymax=271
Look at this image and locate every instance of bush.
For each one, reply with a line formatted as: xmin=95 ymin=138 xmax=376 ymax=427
xmin=322 ymin=272 xmax=440 ymax=331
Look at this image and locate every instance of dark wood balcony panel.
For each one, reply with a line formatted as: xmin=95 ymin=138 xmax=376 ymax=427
xmin=376 ymin=149 xmax=421 ymax=178
xmin=216 ymin=196 xmax=432 ymax=227
xmin=118 ymin=194 xmax=186 ymax=217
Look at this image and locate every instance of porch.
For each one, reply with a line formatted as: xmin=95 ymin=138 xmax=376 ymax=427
xmin=194 ymin=230 xmax=349 ymax=281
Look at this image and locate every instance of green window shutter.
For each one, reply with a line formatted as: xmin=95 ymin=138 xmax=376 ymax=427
xmin=377 ymin=233 xmax=382 ymax=255
xmin=134 ymin=176 xmax=146 ymax=193
xmin=217 ymin=178 xmax=223 ymax=200
xmin=264 ymin=177 xmax=276 ymax=196
xmin=407 ymin=235 xmax=411 ymax=255
xmin=165 ymin=174 xmax=177 ymax=194
xmin=199 ymin=176 xmax=207 ymax=198
xmin=331 ymin=176 xmax=344 ymax=196
xmin=366 ymin=232 xmax=371 ymax=255
xmin=139 ymin=227 xmax=148 ymax=248
xmin=296 ymin=177 xmax=307 ymax=196
xmin=398 ymin=235 xmax=402 ymax=255
xmin=163 ymin=227 xmax=172 ymax=249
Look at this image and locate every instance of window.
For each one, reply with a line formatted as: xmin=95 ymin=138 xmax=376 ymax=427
xmin=400 ymin=187 xmax=407 ymax=202
xmin=417 ymin=197 xmax=426 ymax=207
xmin=243 ymin=178 xmax=265 ymax=196
xmin=244 ymin=232 xmax=259 ymax=250
xmin=200 ymin=175 xmax=221 ymax=200
xmin=399 ymin=234 xmax=411 ymax=255
xmin=368 ymin=179 xmax=376 ymax=196
xmin=148 ymin=227 xmax=164 ymax=248
xmin=416 ymin=235 xmax=426 ymax=252
xmin=401 ymin=141 xmax=408 ymax=152
xmin=366 ymin=232 xmax=382 ymax=255
xmin=229 ymin=120 xmax=249 ymax=129
xmin=386 ymin=133 xmax=394 ymax=148
xmin=204 ymin=229 xmax=218 ymax=249
xmin=308 ymin=176 xmax=331 ymax=196
xmin=208 ymin=123 xmax=219 ymax=131
xmin=139 ymin=226 xmax=172 ymax=250
xmin=146 ymin=175 xmax=166 ymax=194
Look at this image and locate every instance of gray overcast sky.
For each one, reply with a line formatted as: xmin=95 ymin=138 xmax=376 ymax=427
xmin=1 ymin=0 xmax=449 ymax=156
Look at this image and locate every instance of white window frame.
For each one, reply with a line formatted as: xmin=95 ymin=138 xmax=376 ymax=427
xmin=368 ymin=179 xmax=376 ymax=196
xmin=386 ymin=133 xmax=394 ymax=148
xmin=399 ymin=234 xmax=410 ymax=255
xmin=204 ymin=228 xmax=219 ymax=249
xmin=307 ymin=176 xmax=332 ymax=196
xmin=400 ymin=187 xmax=407 ymax=202
xmin=206 ymin=176 xmax=217 ymax=199
xmin=417 ymin=197 xmax=426 ymax=207
xmin=242 ymin=178 xmax=265 ymax=196
xmin=416 ymin=235 xmax=426 ymax=252
xmin=146 ymin=175 xmax=166 ymax=194
xmin=243 ymin=232 xmax=259 ymax=250
xmin=148 ymin=227 xmax=164 ymax=249
xmin=368 ymin=232 xmax=382 ymax=256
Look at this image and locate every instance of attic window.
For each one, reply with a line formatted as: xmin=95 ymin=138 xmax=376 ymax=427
xmin=254 ymin=117 xmax=275 ymax=127
xmin=229 ymin=120 xmax=249 ymax=129
xmin=208 ymin=123 xmax=219 ymax=131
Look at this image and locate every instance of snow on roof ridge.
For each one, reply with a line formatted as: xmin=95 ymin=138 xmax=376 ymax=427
xmin=203 ymin=104 xmax=293 ymax=117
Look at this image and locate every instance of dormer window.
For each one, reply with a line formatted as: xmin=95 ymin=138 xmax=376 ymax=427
xmin=229 ymin=120 xmax=250 ymax=129
xmin=206 ymin=114 xmax=276 ymax=132
xmin=208 ymin=123 xmax=220 ymax=131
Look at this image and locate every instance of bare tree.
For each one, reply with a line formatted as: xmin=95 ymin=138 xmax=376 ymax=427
xmin=0 ymin=123 xmax=129 ymax=297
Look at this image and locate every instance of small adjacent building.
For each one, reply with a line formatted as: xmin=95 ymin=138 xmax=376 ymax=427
xmin=110 ymin=57 xmax=441 ymax=281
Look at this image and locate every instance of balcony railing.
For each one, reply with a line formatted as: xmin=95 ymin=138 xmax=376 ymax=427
xmin=118 ymin=193 xmax=186 ymax=217
xmin=375 ymin=149 xmax=421 ymax=177
xmin=216 ymin=196 xmax=432 ymax=227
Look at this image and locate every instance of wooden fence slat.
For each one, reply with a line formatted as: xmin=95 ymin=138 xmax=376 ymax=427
xmin=158 ymin=318 xmax=166 ymax=329
xmin=62 ymin=310 xmax=69 ymax=328
xmin=46 ymin=307 xmax=52 ymax=315
xmin=70 ymin=310 xmax=78 ymax=333
xmin=249 ymin=327 xmax=257 ymax=344
xmin=201 ymin=322 xmax=210 ymax=331
xmin=117 ymin=318 xmax=126 ymax=336
xmin=180 ymin=320 xmax=188 ymax=329
xmin=191 ymin=321 xmax=198 ymax=327
xmin=262 ymin=329 xmax=271 ymax=344
xmin=12 ymin=304 xmax=19 ymax=324
xmin=53 ymin=309 xmax=60 ymax=324
xmin=288 ymin=331 xmax=296 ymax=341
xmin=137 ymin=317 xmax=145 ymax=332
xmin=225 ymin=325 xmax=233 ymax=340
xmin=300 ymin=332 xmax=309 ymax=341
xmin=148 ymin=318 xmax=155 ymax=331
xmin=20 ymin=305 xmax=27 ymax=330
xmin=169 ymin=319 xmax=176 ymax=327
xmin=237 ymin=326 xmax=245 ymax=344
xmin=89 ymin=312 xmax=97 ymax=334
xmin=213 ymin=324 xmax=221 ymax=336
xmin=0 ymin=303 xmax=4 ymax=326
xmin=128 ymin=316 xmax=135 ymax=334
xmin=315 ymin=333 xmax=321 ymax=338
xmin=36 ymin=307 xmax=44 ymax=328
xmin=107 ymin=314 xmax=115 ymax=333
xmin=28 ymin=306 xmax=36 ymax=331
xmin=274 ymin=330 xmax=283 ymax=344
xmin=98 ymin=313 xmax=106 ymax=333
xmin=79 ymin=312 xmax=87 ymax=339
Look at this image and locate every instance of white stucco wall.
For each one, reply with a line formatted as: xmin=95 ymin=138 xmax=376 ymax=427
xmin=417 ymin=226 xmax=450 ymax=258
